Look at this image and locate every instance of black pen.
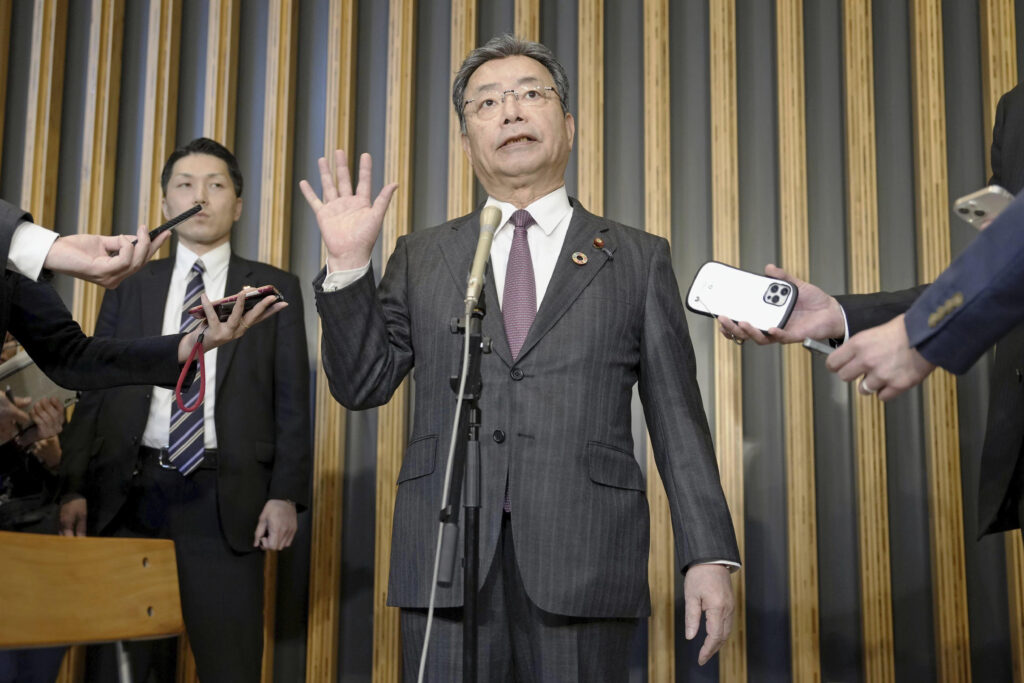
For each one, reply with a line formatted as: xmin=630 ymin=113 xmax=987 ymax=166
xmin=131 ymin=204 xmax=202 ymax=245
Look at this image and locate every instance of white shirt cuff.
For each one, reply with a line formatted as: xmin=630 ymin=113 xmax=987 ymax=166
xmin=9 ymin=221 xmax=59 ymax=281
xmin=322 ymin=261 xmax=371 ymax=292
xmin=694 ymin=560 xmax=742 ymax=573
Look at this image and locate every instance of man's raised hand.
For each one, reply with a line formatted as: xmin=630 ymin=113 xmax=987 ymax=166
xmin=299 ymin=150 xmax=397 ymax=272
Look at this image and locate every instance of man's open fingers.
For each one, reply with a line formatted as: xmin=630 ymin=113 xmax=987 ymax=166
xmin=683 ymin=593 xmax=702 ymax=640
xmin=698 ymin=608 xmax=726 ymax=665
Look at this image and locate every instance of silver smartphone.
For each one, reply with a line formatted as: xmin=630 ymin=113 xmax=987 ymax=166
xmin=953 ymin=185 xmax=1014 ymax=230
xmin=802 ymin=338 xmax=834 ymax=356
xmin=686 ymin=261 xmax=798 ymax=332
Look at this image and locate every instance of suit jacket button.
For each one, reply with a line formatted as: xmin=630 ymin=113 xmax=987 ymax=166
xmin=510 ymin=368 xmax=524 ymax=380
xmin=493 ymin=430 xmax=506 ymax=443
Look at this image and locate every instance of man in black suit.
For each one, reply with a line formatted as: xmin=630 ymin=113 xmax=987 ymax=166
xmin=303 ymin=35 xmax=739 ymax=681
xmin=59 ymin=138 xmax=311 ymax=683
xmin=720 ymin=82 xmax=1024 ymax=538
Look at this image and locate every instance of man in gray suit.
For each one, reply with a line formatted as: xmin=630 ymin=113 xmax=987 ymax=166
xmin=302 ymin=35 xmax=740 ymax=681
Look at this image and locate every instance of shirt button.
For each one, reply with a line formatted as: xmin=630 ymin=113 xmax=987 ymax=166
xmin=493 ymin=430 xmax=506 ymax=443
xmin=510 ymin=368 xmax=524 ymax=380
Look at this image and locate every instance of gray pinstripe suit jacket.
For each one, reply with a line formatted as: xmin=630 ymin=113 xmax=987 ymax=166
xmin=314 ymin=200 xmax=740 ymax=618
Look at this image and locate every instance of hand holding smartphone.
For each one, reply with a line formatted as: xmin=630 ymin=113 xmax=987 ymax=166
xmin=188 ymin=285 xmax=284 ymax=322
xmin=953 ymin=185 xmax=1014 ymax=230
xmin=686 ymin=261 xmax=799 ymax=332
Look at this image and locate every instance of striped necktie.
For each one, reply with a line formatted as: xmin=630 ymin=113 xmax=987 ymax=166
xmin=168 ymin=259 xmax=206 ymax=475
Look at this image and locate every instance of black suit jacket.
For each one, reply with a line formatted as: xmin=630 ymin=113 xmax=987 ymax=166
xmin=61 ymin=253 xmax=312 ymax=552
xmin=0 ymin=198 xmax=186 ymax=390
xmin=316 ymin=200 xmax=739 ymax=618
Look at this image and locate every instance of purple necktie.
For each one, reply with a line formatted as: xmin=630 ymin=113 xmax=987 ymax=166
xmin=502 ymin=209 xmax=537 ymax=360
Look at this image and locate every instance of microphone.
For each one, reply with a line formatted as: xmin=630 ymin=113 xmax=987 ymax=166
xmin=464 ymin=206 xmax=502 ymax=310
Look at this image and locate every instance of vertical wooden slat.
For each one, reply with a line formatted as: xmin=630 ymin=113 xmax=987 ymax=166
xmin=71 ymin=0 xmax=124 ymax=337
xmin=514 ymin=0 xmax=539 ymax=42
xmin=775 ymin=3 xmax=820 ymax=680
xmin=20 ymin=0 xmax=67 ymax=227
xmin=137 ymin=0 xmax=181 ymax=256
xmin=909 ymin=2 xmax=971 ymax=680
xmin=842 ymin=1 xmax=896 ymax=679
xmin=447 ymin=0 xmax=476 ymax=220
xmin=54 ymin=644 xmax=85 ymax=683
xmin=175 ymin=633 xmax=199 ymax=683
xmin=979 ymin=0 xmax=1016 ymax=180
xmin=0 ymin=0 xmax=12 ymax=183
xmin=373 ymin=2 xmax=416 ymax=680
xmin=202 ymin=0 xmax=240 ymax=148
xmin=256 ymin=4 xmax=299 ymax=682
xmin=305 ymin=2 xmax=356 ymax=681
xmin=709 ymin=1 xmax=746 ymax=680
xmin=643 ymin=2 xmax=675 ymax=681
xmin=577 ymin=0 xmax=603 ymax=214
xmin=978 ymin=2 xmax=1022 ymax=678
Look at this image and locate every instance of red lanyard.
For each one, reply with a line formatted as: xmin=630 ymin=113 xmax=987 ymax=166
xmin=175 ymin=330 xmax=206 ymax=412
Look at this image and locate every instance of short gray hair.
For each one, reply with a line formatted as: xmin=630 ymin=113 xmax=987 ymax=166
xmin=452 ymin=34 xmax=570 ymax=133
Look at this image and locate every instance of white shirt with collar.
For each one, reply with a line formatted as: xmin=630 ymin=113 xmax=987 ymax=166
xmin=321 ymin=185 xmax=574 ymax=306
xmin=141 ymin=241 xmax=231 ymax=449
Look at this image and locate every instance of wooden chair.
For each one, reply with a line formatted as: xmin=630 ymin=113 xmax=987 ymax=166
xmin=0 ymin=531 xmax=183 ymax=648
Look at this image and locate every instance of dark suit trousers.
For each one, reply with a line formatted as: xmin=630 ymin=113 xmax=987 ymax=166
xmin=401 ymin=514 xmax=639 ymax=683
xmin=85 ymin=453 xmax=264 ymax=683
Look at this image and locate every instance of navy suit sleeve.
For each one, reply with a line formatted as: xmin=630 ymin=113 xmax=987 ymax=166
xmin=905 ymin=191 xmax=1024 ymax=373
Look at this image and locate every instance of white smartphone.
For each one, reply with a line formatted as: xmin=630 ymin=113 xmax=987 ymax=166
xmin=685 ymin=261 xmax=798 ymax=332
xmin=953 ymin=185 xmax=1014 ymax=230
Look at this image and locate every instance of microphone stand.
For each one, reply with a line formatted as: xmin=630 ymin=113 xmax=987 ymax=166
xmin=440 ymin=290 xmax=489 ymax=683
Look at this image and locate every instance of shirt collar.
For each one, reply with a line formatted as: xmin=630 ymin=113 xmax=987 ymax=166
xmin=486 ymin=185 xmax=571 ymax=237
xmin=175 ymin=241 xmax=231 ymax=280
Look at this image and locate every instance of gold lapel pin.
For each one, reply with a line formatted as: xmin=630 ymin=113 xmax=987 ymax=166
xmin=572 ymin=252 xmax=588 ymax=265
xmin=593 ymin=237 xmax=605 ymax=249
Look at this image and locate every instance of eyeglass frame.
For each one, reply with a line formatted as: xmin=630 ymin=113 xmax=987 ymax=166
xmin=462 ymin=85 xmax=560 ymax=119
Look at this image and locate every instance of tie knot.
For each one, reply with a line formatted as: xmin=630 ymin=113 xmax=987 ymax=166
xmin=191 ymin=259 xmax=206 ymax=276
xmin=510 ymin=209 xmax=534 ymax=231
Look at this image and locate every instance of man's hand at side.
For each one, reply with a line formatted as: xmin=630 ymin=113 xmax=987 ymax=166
xmin=718 ymin=264 xmax=845 ymax=345
xmin=298 ymin=150 xmax=397 ymax=272
xmin=59 ymin=497 xmax=88 ymax=537
xmin=683 ymin=563 xmax=735 ymax=666
xmin=253 ymin=499 xmax=297 ymax=551
xmin=43 ymin=224 xmax=171 ymax=289
xmin=826 ymin=313 xmax=936 ymax=401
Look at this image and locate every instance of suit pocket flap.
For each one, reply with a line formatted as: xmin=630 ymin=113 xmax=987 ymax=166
xmin=397 ymin=435 xmax=437 ymax=484
xmin=587 ymin=441 xmax=645 ymax=491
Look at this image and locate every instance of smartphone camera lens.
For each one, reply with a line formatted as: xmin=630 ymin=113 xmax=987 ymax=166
xmin=771 ymin=295 xmax=780 ymax=303
xmin=780 ymin=286 xmax=790 ymax=296
xmin=957 ymin=207 xmax=969 ymax=214
xmin=974 ymin=209 xmax=986 ymax=217
xmin=770 ymin=284 xmax=779 ymax=293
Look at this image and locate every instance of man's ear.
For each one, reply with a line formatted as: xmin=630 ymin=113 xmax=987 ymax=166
xmin=460 ymin=133 xmax=474 ymax=169
xmin=233 ymin=197 xmax=243 ymax=221
xmin=564 ymin=113 xmax=575 ymax=151
xmin=161 ymin=197 xmax=172 ymax=220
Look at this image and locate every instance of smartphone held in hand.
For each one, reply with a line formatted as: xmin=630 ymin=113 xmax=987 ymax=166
xmin=686 ymin=261 xmax=798 ymax=332
xmin=188 ymin=285 xmax=284 ymax=322
xmin=953 ymin=185 xmax=1014 ymax=230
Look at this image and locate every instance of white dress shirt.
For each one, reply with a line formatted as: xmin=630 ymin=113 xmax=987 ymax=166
xmin=141 ymin=242 xmax=231 ymax=449
xmin=8 ymin=221 xmax=60 ymax=281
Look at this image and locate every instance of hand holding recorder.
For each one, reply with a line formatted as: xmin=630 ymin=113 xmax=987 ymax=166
xmin=176 ymin=286 xmax=287 ymax=363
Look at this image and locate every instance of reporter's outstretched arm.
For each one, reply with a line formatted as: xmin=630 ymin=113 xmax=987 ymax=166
xmin=43 ymin=224 xmax=171 ymax=288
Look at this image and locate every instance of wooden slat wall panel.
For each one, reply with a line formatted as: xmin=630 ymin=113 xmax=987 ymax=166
xmin=514 ymin=0 xmax=539 ymax=42
xmin=257 ymin=4 xmax=299 ymax=681
xmin=708 ymin=1 xmax=746 ymax=680
xmin=306 ymin=1 xmax=356 ymax=681
xmin=0 ymin=0 xmax=11 ymax=183
xmin=202 ymin=0 xmax=240 ymax=147
xmin=175 ymin=633 xmax=199 ymax=683
xmin=373 ymin=2 xmax=417 ymax=680
xmin=909 ymin=2 xmax=971 ymax=680
xmin=978 ymin=3 xmax=1021 ymax=679
xmin=137 ymin=0 xmax=181 ymax=256
xmin=576 ymin=0 xmax=603 ymax=214
xmin=447 ymin=0 xmax=476 ymax=220
xmin=72 ymin=0 xmax=124 ymax=337
xmin=841 ymin=1 xmax=895 ymax=679
xmin=642 ymin=2 xmax=674 ymax=680
xmin=775 ymin=3 xmax=820 ymax=680
xmin=20 ymin=0 xmax=67 ymax=227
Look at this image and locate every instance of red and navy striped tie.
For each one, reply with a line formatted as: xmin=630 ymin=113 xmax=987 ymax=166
xmin=168 ymin=259 xmax=206 ymax=475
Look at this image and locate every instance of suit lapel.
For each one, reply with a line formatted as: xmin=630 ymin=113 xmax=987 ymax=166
xmin=215 ymin=254 xmax=252 ymax=397
xmin=141 ymin=259 xmax=174 ymax=337
xmin=514 ymin=203 xmax=612 ymax=362
xmin=438 ymin=210 xmax=513 ymax=366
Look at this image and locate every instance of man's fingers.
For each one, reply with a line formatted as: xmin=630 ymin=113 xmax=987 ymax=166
xmin=372 ymin=182 xmax=399 ymax=217
xmin=317 ymin=156 xmax=339 ymax=202
xmin=253 ymin=518 xmax=268 ymax=547
xmin=697 ymin=608 xmax=726 ymax=666
xmin=736 ymin=320 xmax=772 ymax=345
xmin=250 ymin=301 xmax=288 ymax=326
xmin=683 ymin=594 xmax=702 ymax=640
xmin=298 ymin=179 xmax=323 ymax=211
xmin=75 ymin=515 xmax=86 ymax=536
xmin=335 ymin=149 xmax=352 ymax=196
xmin=355 ymin=152 xmax=373 ymax=200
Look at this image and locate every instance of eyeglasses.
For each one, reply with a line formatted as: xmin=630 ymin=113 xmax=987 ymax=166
xmin=463 ymin=86 xmax=559 ymax=120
